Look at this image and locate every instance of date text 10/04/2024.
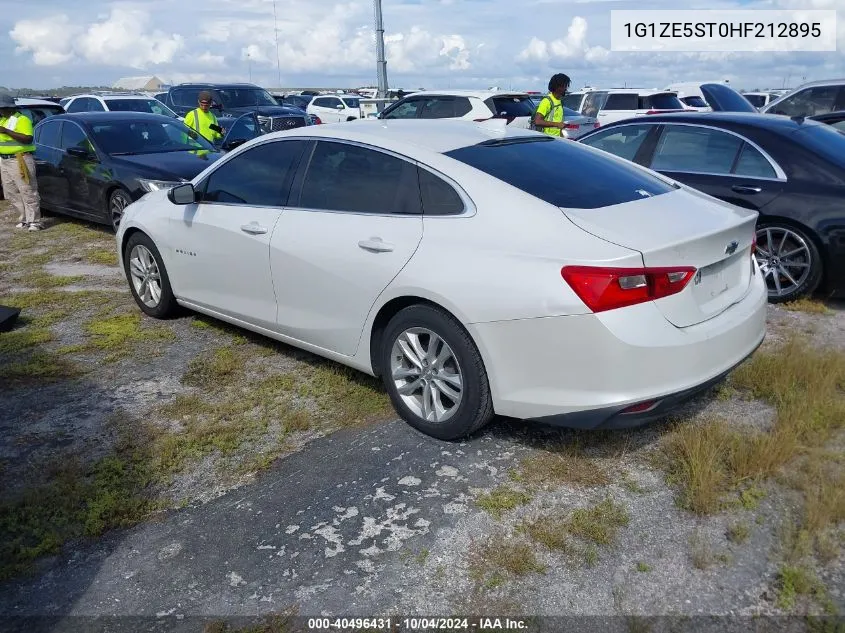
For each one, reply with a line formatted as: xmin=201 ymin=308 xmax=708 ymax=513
xmin=307 ymin=618 xmax=529 ymax=630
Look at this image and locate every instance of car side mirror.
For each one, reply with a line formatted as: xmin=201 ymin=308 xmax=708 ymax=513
xmin=337 ymin=104 xmax=345 ymax=110
xmin=66 ymin=147 xmax=95 ymax=160
xmin=168 ymin=182 xmax=196 ymax=205
xmin=222 ymin=138 xmax=247 ymax=151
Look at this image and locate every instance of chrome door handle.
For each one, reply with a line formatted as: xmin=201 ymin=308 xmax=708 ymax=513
xmin=241 ymin=223 xmax=268 ymax=235
xmin=358 ymin=237 xmax=394 ymax=252
xmin=731 ymin=185 xmax=762 ymax=194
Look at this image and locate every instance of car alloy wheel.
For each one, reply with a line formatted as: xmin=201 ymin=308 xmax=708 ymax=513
xmin=128 ymin=244 xmax=162 ymax=308
xmin=754 ymin=225 xmax=816 ymax=300
xmin=110 ymin=190 xmax=131 ymax=231
xmin=390 ymin=327 xmax=464 ymax=424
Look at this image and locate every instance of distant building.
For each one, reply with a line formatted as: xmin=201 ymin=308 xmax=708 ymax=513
xmin=112 ymin=75 xmax=168 ymax=92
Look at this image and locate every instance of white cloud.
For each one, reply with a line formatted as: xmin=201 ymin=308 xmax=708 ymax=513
xmin=10 ymin=15 xmax=82 ymax=65
xmin=517 ymin=17 xmax=609 ymax=65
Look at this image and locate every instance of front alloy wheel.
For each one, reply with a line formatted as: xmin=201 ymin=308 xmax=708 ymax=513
xmin=110 ymin=190 xmax=131 ymax=231
xmin=391 ymin=327 xmax=464 ymax=424
xmin=754 ymin=224 xmax=822 ymax=302
xmin=128 ymin=244 xmax=162 ymax=308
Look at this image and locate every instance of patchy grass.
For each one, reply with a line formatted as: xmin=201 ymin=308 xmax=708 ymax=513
xmin=690 ymin=531 xmax=716 ymax=570
xmin=636 ymin=561 xmax=653 ymax=573
xmin=775 ymin=565 xmax=835 ymax=613
xmin=469 ymin=534 xmax=547 ymax=588
xmin=0 ymin=351 xmax=82 ymax=384
xmin=517 ymin=442 xmax=610 ymax=489
xmin=781 ymin=299 xmax=833 ymax=315
xmin=83 ymin=313 xmax=175 ymax=353
xmin=727 ymin=521 xmax=751 ymax=544
xmin=476 ymin=486 xmax=533 ymax=520
xmin=0 ymin=326 xmax=53 ymax=355
xmin=85 ymin=248 xmax=118 ymax=266
xmin=565 ymin=498 xmax=630 ymax=546
xmin=182 ymin=347 xmax=245 ymax=388
xmin=518 ymin=516 xmax=575 ymax=553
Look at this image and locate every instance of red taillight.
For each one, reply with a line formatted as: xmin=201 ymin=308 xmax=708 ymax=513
xmin=751 ymin=233 xmax=757 ymax=254
xmin=593 ymin=122 xmax=600 ymax=128
xmin=563 ymin=123 xmax=579 ymax=130
xmin=620 ymin=400 xmax=661 ymax=414
xmin=645 ymin=109 xmax=685 ymax=115
xmin=561 ymin=266 xmax=697 ymax=313
xmin=313 ymin=116 xmax=322 ymax=124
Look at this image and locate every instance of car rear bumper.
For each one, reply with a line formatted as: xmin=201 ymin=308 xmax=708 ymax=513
xmin=468 ymin=271 xmax=768 ymax=429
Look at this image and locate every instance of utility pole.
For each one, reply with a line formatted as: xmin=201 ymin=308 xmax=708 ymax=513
xmin=374 ymin=0 xmax=389 ymax=98
xmin=248 ymin=51 xmax=252 ymax=83
xmin=273 ymin=0 xmax=282 ymax=88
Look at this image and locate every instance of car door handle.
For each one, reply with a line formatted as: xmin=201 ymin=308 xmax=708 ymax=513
xmin=241 ymin=223 xmax=268 ymax=235
xmin=732 ymin=185 xmax=762 ymax=194
xmin=358 ymin=237 xmax=394 ymax=252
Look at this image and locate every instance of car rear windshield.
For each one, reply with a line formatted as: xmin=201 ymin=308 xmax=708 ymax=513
xmin=793 ymin=124 xmax=845 ymax=170
xmin=701 ymin=84 xmax=757 ymax=112
xmin=106 ymin=99 xmax=176 ymax=117
xmin=342 ymin=97 xmax=361 ymax=108
xmin=444 ymin=136 xmax=676 ymax=209
xmin=217 ymin=88 xmax=278 ymax=107
xmin=682 ymin=96 xmax=709 ymax=108
xmin=743 ymin=94 xmax=766 ymax=107
xmin=639 ymin=93 xmax=684 ymax=110
xmin=489 ymin=95 xmax=535 ymax=118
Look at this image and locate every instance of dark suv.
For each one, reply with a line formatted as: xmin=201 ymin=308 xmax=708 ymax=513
xmin=161 ymin=83 xmax=311 ymax=133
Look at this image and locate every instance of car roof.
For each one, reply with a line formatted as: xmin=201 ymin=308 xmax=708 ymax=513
xmin=172 ymin=83 xmax=263 ymax=89
xmin=16 ymin=98 xmax=63 ymax=107
xmin=399 ymin=89 xmax=529 ymax=99
xmin=595 ymin=111 xmax=828 ymax=132
xmin=45 ymin=111 xmax=179 ymax=125
xmin=272 ymin=119 xmax=537 ymax=154
xmin=593 ymin=88 xmax=674 ymax=95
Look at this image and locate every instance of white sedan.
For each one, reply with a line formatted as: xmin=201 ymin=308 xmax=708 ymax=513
xmin=116 ymin=119 xmax=767 ymax=441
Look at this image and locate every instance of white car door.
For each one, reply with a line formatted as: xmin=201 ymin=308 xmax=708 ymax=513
xmin=168 ymin=139 xmax=308 ymax=328
xmin=270 ymin=139 xmax=424 ymax=356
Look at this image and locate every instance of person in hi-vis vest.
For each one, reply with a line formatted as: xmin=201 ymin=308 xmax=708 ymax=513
xmin=184 ymin=91 xmax=224 ymax=143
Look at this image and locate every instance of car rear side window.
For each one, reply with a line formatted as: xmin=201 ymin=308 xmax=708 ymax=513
xmin=419 ymin=97 xmax=472 ymax=119
xmin=734 ymin=143 xmax=777 ymax=178
xmin=640 ymin=93 xmax=683 ymax=110
xmin=418 ymin=168 xmax=464 ymax=215
xmin=201 ymin=140 xmax=307 ymax=206
xmin=579 ymin=124 xmax=653 ymax=161
xmin=650 ymin=126 xmax=742 ymax=174
xmin=36 ymin=120 xmax=62 ymax=148
xmin=297 ymin=141 xmax=420 ymax=214
xmin=603 ymin=94 xmax=638 ymax=110
xmin=172 ymin=89 xmax=202 ymax=107
xmin=486 ymin=96 xmax=535 ymax=118
xmin=444 ymin=137 xmax=675 ymax=209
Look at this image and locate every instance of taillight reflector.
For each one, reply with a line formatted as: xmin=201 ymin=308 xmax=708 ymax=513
xmin=561 ymin=266 xmax=697 ymax=313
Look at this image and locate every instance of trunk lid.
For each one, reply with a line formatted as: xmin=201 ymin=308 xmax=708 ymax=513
xmin=561 ymin=188 xmax=758 ymax=327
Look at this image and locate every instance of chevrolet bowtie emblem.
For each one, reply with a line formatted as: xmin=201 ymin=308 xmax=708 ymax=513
xmin=725 ymin=240 xmax=739 ymax=255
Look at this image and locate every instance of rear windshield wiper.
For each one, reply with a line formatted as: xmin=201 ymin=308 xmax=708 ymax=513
xmin=476 ymin=136 xmax=554 ymax=147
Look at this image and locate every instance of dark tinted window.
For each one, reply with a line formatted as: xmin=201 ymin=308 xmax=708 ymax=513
xmin=419 ymin=168 xmax=464 ymax=215
xmin=36 ymin=120 xmax=62 ymax=147
xmin=60 ymin=123 xmax=93 ymax=152
xmin=224 ymin=115 xmax=260 ymax=144
xmin=700 ymin=84 xmax=757 ymax=112
xmin=22 ymin=106 xmax=62 ymax=125
xmin=419 ymin=97 xmax=472 ymax=119
xmin=743 ymin=94 xmax=766 ymax=108
xmin=297 ymin=141 xmax=420 ymax=214
xmin=341 ymin=97 xmax=360 ymax=108
xmin=217 ymin=88 xmax=277 ymax=107
xmin=171 ymin=89 xmax=202 ymax=107
xmin=581 ymin=92 xmax=607 ymax=117
xmin=487 ymin=96 xmax=535 ymax=118
xmin=734 ymin=143 xmax=777 ymax=178
xmin=105 ymin=98 xmax=175 ymax=116
xmin=64 ymin=98 xmax=88 ymax=113
xmin=681 ymin=96 xmax=709 ymax=108
xmin=383 ymin=99 xmax=422 ymax=119
xmin=89 ymin=120 xmax=213 ymax=155
xmin=639 ymin=93 xmax=684 ymax=110
xmin=201 ymin=141 xmax=306 ymax=206
xmin=444 ymin=137 xmax=675 ymax=209
xmin=604 ymin=93 xmax=638 ymax=110
xmin=650 ymin=126 xmax=742 ymax=174
xmin=562 ymin=93 xmax=583 ymax=110
xmin=86 ymin=99 xmax=105 ymax=112
xmin=580 ymin=124 xmax=653 ymax=161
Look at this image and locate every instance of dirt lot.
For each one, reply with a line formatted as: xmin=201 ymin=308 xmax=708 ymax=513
xmin=1 ymin=203 xmax=844 ymax=629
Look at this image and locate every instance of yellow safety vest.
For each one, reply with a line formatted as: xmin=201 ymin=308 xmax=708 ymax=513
xmin=184 ymin=108 xmax=223 ymax=143
xmin=0 ymin=111 xmax=35 ymax=155
xmin=535 ymin=94 xmax=565 ymax=137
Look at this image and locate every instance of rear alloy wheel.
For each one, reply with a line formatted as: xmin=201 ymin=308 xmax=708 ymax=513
xmin=124 ymin=232 xmax=178 ymax=318
xmin=380 ymin=305 xmax=494 ymax=441
xmin=754 ymin=223 xmax=822 ymax=303
xmin=109 ymin=189 xmax=132 ymax=232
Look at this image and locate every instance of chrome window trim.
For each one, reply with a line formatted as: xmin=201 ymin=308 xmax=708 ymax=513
xmin=582 ymin=120 xmax=788 ymax=181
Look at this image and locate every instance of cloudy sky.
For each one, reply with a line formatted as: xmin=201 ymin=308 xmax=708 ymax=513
xmin=2 ymin=0 xmax=842 ymax=92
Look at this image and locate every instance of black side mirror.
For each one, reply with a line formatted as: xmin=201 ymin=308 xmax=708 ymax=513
xmin=66 ymin=147 xmax=94 ymax=160
xmin=168 ymin=182 xmax=196 ymax=205
xmin=222 ymin=138 xmax=247 ymax=152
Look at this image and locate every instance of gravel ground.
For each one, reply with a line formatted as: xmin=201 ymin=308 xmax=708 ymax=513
xmin=1 ymin=206 xmax=843 ymax=629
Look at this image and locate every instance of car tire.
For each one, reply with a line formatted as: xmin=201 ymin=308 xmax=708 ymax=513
xmin=123 ymin=232 xmax=178 ymax=319
xmin=109 ymin=188 xmax=132 ymax=232
xmin=379 ymin=304 xmax=494 ymax=441
xmin=755 ymin=222 xmax=823 ymax=303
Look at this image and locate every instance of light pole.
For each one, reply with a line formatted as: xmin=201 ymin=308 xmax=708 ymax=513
xmin=273 ymin=0 xmax=282 ymax=88
xmin=374 ymin=0 xmax=389 ymax=98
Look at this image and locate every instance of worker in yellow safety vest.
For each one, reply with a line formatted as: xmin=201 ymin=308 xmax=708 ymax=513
xmin=184 ymin=91 xmax=224 ymax=143
xmin=532 ymin=73 xmax=571 ymax=139
xmin=0 ymin=93 xmax=42 ymax=231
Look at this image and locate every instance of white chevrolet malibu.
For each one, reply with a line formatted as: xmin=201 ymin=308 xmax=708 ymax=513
xmin=116 ymin=119 xmax=767 ymax=441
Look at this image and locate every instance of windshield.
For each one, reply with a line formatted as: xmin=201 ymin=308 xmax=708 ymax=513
xmin=89 ymin=119 xmax=216 ymax=155
xmin=793 ymin=124 xmax=845 ymax=170
xmin=106 ymin=98 xmax=178 ymax=117
xmin=701 ymin=84 xmax=757 ymax=112
xmin=342 ymin=97 xmax=361 ymax=108
xmin=563 ymin=93 xmax=583 ymax=110
xmin=216 ymin=88 xmax=278 ymax=108
xmin=743 ymin=94 xmax=766 ymax=107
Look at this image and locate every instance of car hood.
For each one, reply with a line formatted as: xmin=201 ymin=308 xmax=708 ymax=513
xmin=111 ymin=150 xmax=223 ymax=180
xmin=224 ymin=105 xmax=305 ymax=117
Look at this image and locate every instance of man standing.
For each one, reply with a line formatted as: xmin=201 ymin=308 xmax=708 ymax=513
xmin=184 ymin=91 xmax=224 ymax=143
xmin=0 ymin=94 xmax=42 ymax=231
xmin=532 ymin=73 xmax=571 ymax=138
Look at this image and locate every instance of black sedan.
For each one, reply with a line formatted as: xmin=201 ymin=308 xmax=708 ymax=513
xmin=808 ymin=110 xmax=845 ymax=132
xmin=577 ymin=112 xmax=845 ymax=303
xmin=33 ymin=112 xmax=227 ymax=230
